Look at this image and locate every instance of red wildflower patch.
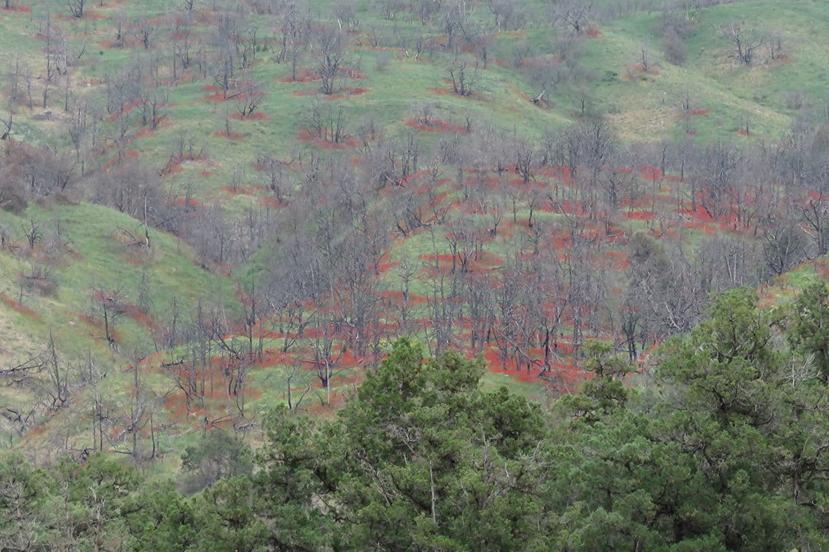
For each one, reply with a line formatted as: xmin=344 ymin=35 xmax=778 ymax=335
xmin=585 ymin=25 xmax=602 ymax=38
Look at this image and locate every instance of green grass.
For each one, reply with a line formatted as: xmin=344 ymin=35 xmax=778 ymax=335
xmin=3 ymin=0 xmax=829 ymax=460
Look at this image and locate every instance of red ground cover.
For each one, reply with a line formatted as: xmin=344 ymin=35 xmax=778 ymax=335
xmin=230 ymin=111 xmax=269 ymax=121
xmin=0 ymin=293 xmax=39 ymax=319
xmin=278 ymin=69 xmax=320 ymax=83
xmin=405 ymin=118 xmax=468 ymax=134
xmin=625 ymin=210 xmax=656 ymax=221
xmin=213 ymin=130 xmax=246 ymax=140
xmin=172 ymin=197 xmax=202 ymax=208
xmin=296 ymin=128 xmax=359 ymax=149
xmin=639 ymin=165 xmax=663 ymax=181
xmin=107 ymin=99 xmax=145 ymax=122
xmin=2 ymin=4 xmax=31 ymax=12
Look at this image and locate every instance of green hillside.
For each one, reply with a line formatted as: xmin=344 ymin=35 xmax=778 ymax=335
xmin=0 ymin=1 xmax=828 ymax=538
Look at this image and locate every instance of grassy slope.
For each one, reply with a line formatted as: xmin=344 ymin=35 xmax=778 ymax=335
xmin=1 ymin=0 xmax=828 ymax=458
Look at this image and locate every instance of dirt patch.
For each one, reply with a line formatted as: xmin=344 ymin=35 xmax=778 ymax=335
xmin=107 ymin=99 xmax=145 ymax=122
xmin=172 ymin=197 xmax=203 ymax=209
xmin=555 ymin=199 xmax=586 ymax=216
xmin=122 ymin=304 xmax=160 ymax=332
xmin=293 ymin=87 xmax=369 ymax=99
xmin=325 ymin=87 xmax=369 ymax=100
xmin=278 ymin=69 xmax=320 ymax=83
xmin=625 ymin=210 xmax=656 ymax=221
xmin=203 ymin=90 xmax=231 ymax=103
xmin=297 ymin=128 xmax=359 ymax=149
xmin=483 ymin=347 xmax=583 ymax=385
xmin=230 ymin=111 xmax=269 ymax=121
xmin=0 ymin=293 xmax=39 ymax=320
xmin=160 ymin=151 xmax=209 ymax=177
xmin=78 ymin=312 xmax=122 ymax=343
xmin=639 ymin=165 xmax=663 ymax=181
xmin=58 ymin=9 xmax=105 ymax=21
xmin=260 ymin=196 xmax=284 ymax=209
xmin=405 ymin=118 xmax=468 ymax=134
xmin=161 ymin=357 xmax=262 ymax=422
xmin=341 ymin=67 xmax=366 ymax=80
xmin=133 ymin=117 xmax=170 ymax=139
xmin=213 ymin=130 xmax=247 ymax=140
xmin=222 ymin=185 xmax=263 ymax=196
xmin=679 ymin=204 xmax=714 ymax=223
xmin=538 ymin=165 xmax=573 ymax=185
xmin=380 ymin=290 xmax=429 ymax=305
xmin=600 ymin=250 xmax=630 ymax=271
xmin=2 ymin=4 xmax=31 ymax=13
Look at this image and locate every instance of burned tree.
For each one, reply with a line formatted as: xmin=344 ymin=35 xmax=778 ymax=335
xmin=448 ymin=59 xmax=477 ymax=97
xmin=316 ymin=27 xmax=345 ymax=95
xmin=67 ymin=0 xmax=85 ymax=18
xmin=722 ymin=22 xmax=765 ymax=65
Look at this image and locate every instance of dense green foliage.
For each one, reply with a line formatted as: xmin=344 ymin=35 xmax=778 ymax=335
xmin=2 ymin=287 xmax=828 ymax=550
